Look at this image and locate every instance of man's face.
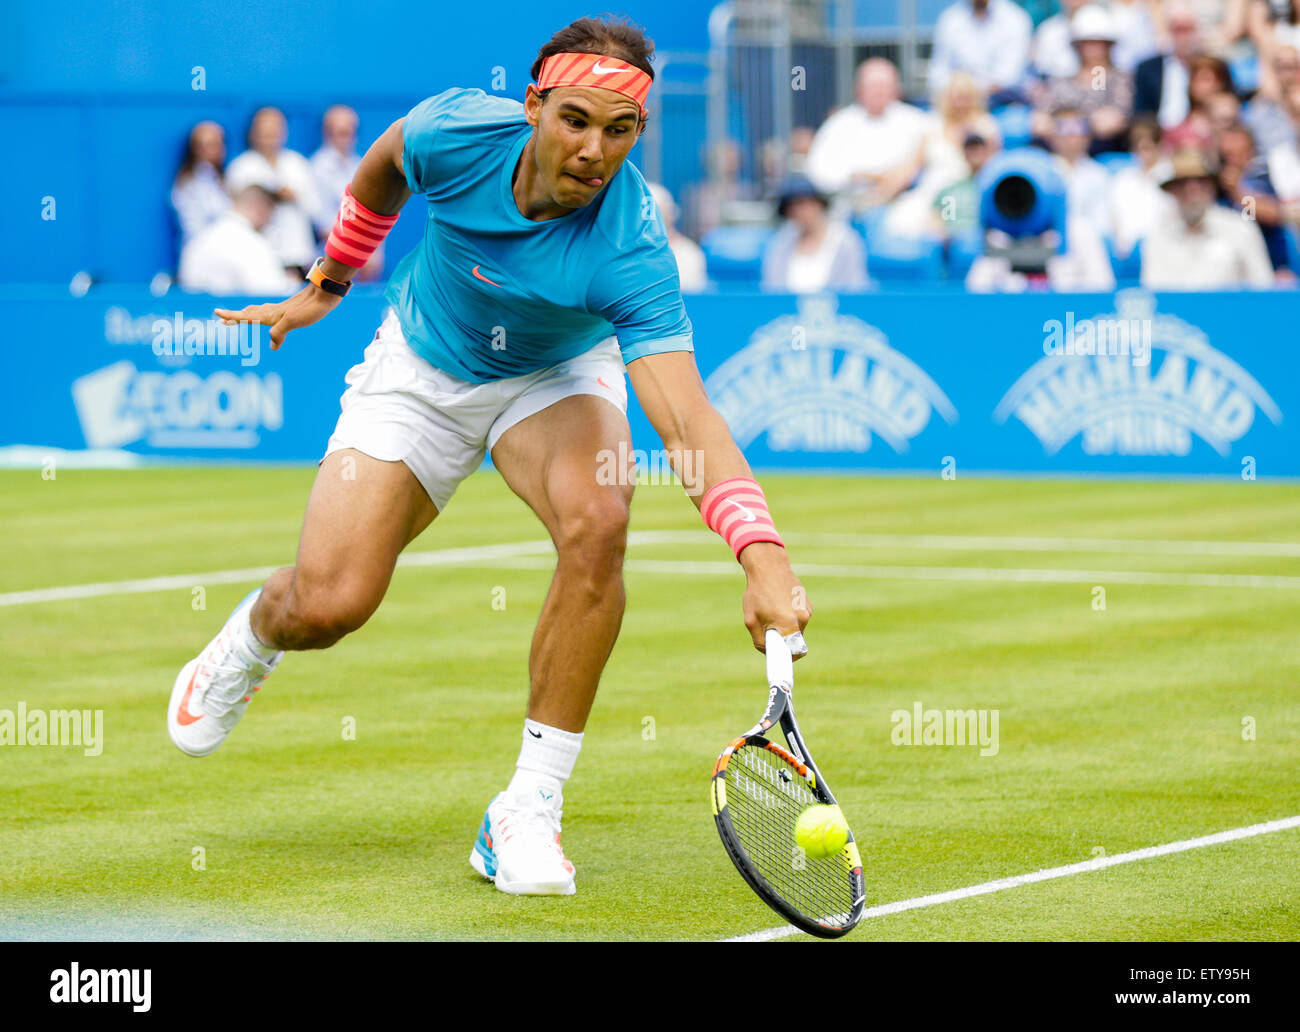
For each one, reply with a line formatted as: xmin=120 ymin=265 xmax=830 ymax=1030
xmin=1052 ymin=114 xmax=1091 ymax=160
xmin=1219 ymin=129 xmax=1254 ymax=169
xmin=964 ymin=140 xmax=992 ymax=173
xmin=1273 ymin=48 xmax=1300 ymax=89
xmin=250 ymin=110 xmax=286 ymax=155
xmin=525 ymin=85 xmax=644 ymax=210
xmin=324 ymin=110 xmax=358 ymax=153
xmin=1170 ymin=177 xmax=1215 ymax=226
xmin=193 ymin=122 xmax=225 ymax=166
xmin=856 ymin=66 xmax=897 ymax=118
xmin=1169 ymin=15 xmax=1200 ymax=62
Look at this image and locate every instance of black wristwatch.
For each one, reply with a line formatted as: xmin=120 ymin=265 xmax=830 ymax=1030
xmin=306 ymin=257 xmax=352 ymax=297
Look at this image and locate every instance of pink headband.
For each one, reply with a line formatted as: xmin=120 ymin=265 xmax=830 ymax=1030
xmin=535 ymin=52 xmax=652 ymax=113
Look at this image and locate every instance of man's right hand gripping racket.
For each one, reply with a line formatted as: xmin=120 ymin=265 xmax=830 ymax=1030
xmin=711 ymin=629 xmax=865 ymax=938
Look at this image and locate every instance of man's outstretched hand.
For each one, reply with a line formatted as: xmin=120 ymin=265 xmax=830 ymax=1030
xmin=214 ymin=284 xmax=341 ymax=349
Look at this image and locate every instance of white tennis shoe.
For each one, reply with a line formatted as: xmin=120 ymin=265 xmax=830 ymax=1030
xmin=470 ymin=788 xmax=577 ymax=896
xmin=168 ymin=590 xmax=281 ymax=757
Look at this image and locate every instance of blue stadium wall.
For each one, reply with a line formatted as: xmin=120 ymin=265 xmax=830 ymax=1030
xmin=2 ymin=286 xmax=1294 ymax=479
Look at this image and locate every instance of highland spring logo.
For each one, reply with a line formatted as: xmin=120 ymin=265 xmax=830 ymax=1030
xmin=702 ymin=296 xmax=957 ymax=453
xmin=995 ymin=291 xmax=1282 ymax=456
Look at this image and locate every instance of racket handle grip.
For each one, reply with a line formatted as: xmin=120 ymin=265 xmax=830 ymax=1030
xmin=765 ymin=628 xmax=802 ymax=690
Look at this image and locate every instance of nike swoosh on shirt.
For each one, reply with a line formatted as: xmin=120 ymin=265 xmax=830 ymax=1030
xmin=527 ymin=728 xmax=542 ymax=739
xmin=723 ymin=499 xmax=758 ymax=523
xmin=176 ymin=670 xmax=205 ymax=726
xmin=472 ymin=265 xmax=503 ymax=287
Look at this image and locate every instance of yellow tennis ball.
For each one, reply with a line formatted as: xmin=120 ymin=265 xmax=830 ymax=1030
xmin=794 ymin=804 xmax=849 ymax=859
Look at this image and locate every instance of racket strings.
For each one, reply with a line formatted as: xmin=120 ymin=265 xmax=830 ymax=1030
xmin=724 ymin=742 xmax=858 ymax=927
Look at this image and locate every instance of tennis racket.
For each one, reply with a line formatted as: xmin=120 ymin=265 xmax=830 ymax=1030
xmin=711 ymin=628 xmax=865 ymax=938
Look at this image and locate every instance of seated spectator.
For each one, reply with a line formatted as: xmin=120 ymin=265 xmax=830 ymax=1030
xmin=682 ymin=139 xmax=761 ymax=241
xmin=805 ymin=58 xmax=929 ymax=212
xmin=310 ymin=105 xmax=384 ymax=282
xmin=1165 ymin=55 xmax=1236 ymax=150
xmin=1049 ymin=107 xmax=1114 ymax=233
xmin=648 ymin=182 xmax=708 ymax=293
xmin=1243 ymin=44 xmax=1300 ymax=151
xmin=1034 ymin=5 xmax=1135 ymax=154
xmin=761 ymin=176 xmax=869 ymax=293
xmin=1179 ymin=0 xmax=1253 ymax=55
xmin=1110 ymin=0 xmax=1162 ymax=73
xmin=1140 ymin=149 xmax=1274 ymax=287
xmin=1264 ymin=82 xmax=1300 ymax=214
xmin=931 ymin=0 xmax=1033 ymax=100
xmin=310 ymin=105 xmax=361 ymax=238
xmin=885 ymin=72 xmax=1000 ymax=236
xmin=171 ymin=121 xmax=231 ymax=247
xmin=1247 ymin=0 xmax=1300 ymax=74
xmin=1111 ymin=116 xmax=1175 ymax=255
xmin=759 ymin=126 xmax=818 ymax=190
xmin=933 ymin=131 xmax=999 ymax=238
xmin=226 ymin=107 xmax=320 ymax=276
xmin=1135 ymin=2 xmax=1205 ymax=129
xmin=1217 ymin=121 xmax=1296 ymax=275
xmin=1031 ymin=0 xmax=1090 ymax=80
xmin=178 ymin=185 xmax=300 ymax=296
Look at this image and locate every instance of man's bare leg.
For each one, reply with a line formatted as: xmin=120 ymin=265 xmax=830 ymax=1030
xmin=490 ymin=394 xmax=635 ymax=733
xmin=466 ymin=392 xmax=633 ymax=894
xmin=253 ymin=449 xmax=439 ymax=651
xmin=169 ymin=449 xmax=437 ymax=757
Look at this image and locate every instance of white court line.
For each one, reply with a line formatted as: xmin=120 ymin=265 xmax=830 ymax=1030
xmin=0 ymin=540 xmax=558 ymax=608
xmin=5 ymin=531 xmax=1300 ymax=607
xmin=628 ymin=530 xmax=1300 ymax=558
xmin=721 ymin=814 xmax=1300 ymax=943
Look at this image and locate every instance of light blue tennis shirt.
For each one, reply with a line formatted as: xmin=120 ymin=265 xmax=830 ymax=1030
xmin=384 ymin=88 xmax=693 ymax=383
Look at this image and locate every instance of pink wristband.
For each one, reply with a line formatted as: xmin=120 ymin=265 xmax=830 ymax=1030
xmin=324 ymin=186 xmax=399 ymax=268
xmin=700 ymin=476 xmax=786 ymax=560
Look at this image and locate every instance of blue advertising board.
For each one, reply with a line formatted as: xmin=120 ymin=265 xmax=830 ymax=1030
xmin=1 ymin=287 xmax=1295 ymax=479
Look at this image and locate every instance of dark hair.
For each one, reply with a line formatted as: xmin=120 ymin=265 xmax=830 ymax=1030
xmin=1128 ymin=114 xmax=1162 ymax=148
xmin=530 ymin=15 xmax=655 ymax=83
xmin=1187 ymin=55 xmax=1234 ymax=108
xmin=175 ymin=122 xmax=225 ymax=185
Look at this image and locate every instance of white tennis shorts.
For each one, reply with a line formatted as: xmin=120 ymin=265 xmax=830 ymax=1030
xmin=323 ymin=309 xmax=628 ymax=511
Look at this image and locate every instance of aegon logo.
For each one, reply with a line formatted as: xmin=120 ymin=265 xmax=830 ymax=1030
xmin=70 ymin=361 xmax=283 ymax=451
xmin=995 ymin=292 xmax=1281 ymax=457
xmin=704 ymin=296 xmax=957 ymax=453
xmin=49 ymin=963 xmax=150 ymax=1012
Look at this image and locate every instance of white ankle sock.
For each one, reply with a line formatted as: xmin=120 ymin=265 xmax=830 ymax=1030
xmin=506 ymin=719 xmax=584 ymax=807
xmin=235 ymin=593 xmax=280 ymax=665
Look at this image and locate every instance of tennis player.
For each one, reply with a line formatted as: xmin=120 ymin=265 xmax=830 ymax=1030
xmin=168 ymin=15 xmax=811 ymax=896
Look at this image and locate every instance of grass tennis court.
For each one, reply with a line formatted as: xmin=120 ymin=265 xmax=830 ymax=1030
xmin=1 ymin=468 xmax=1297 ymax=941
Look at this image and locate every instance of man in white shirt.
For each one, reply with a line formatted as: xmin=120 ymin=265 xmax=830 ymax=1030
xmin=1141 ymin=150 xmax=1275 ymax=289
xmin=931 ymin=0 xmax=1033 ymax=96
xmin=310 ymin=105 xmax=362 ymax=238
xmin=1050 ymin=108 xmax=1113 ymax=234
xmin=309 ymin=105 xmax=385 ymax=281
xmin=805 ymin=58 xmax=930 ymax=209
xmin=1134 ymin=2 xmax=1202 ymax=130
xmin=225 ymin=107 xmax=321 ymax=275
xmin=178 ymin=185 xmax=301 ymax=296
xmin=1264 ymin=83 xmax=1300 ymax=212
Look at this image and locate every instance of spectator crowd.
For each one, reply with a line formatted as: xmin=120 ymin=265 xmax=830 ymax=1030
xmin=171 ymin=104 xmax=383 ymax=294
xmin=170 ymin=1 xmax=1300 ymax=295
